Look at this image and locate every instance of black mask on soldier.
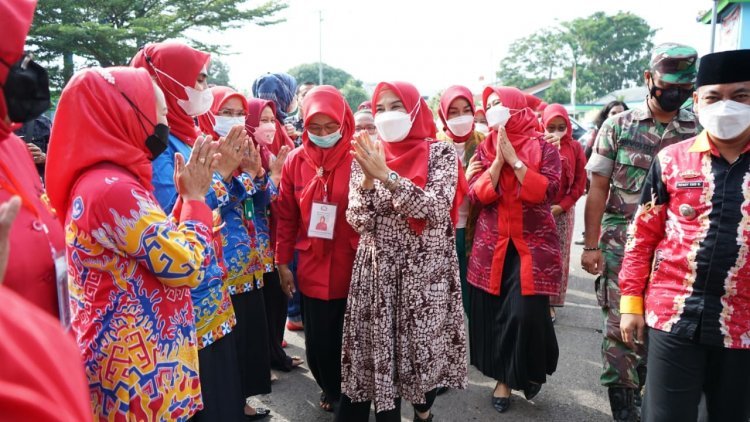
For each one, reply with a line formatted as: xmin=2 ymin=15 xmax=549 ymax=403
xmin=1 ymin=56 xmax=51 ymax=122
xmin=649 ymin=77 xmax=693 ymax=113
xmin=146 ymin=123 xmax=170 ymax=160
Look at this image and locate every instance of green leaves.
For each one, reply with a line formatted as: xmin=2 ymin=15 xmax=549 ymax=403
xmin=27 ymin=0 xmax=288 ymax=92
xmin=497 ymin=11 xmax=654 ymax=104
xmin=287 ymin=63 xmax=369 ymax=111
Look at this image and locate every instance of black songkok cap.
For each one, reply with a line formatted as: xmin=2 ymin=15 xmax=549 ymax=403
xmin=697 ymin=49 xmax=750 ymax=87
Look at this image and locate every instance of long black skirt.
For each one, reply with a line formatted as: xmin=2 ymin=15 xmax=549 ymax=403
xmin=263 ymin=270 xmax=294 ymax=371
xmin=469 ymin=241 xmax=559 ymax=390
xmin=190 ymin=331 xmax=245 ymax=421
xmin=302 ymin=294 xmax=347 ymax=402
xmin=231 ymin=288 xmax=272 ymax=398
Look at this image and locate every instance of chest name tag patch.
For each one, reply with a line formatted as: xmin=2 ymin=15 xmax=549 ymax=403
xmin=676 ymin=181 xmax=704 ymax=189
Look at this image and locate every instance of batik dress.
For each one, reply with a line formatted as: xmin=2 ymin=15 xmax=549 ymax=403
xmin=342 ymin=142 xmax=468 ymax=412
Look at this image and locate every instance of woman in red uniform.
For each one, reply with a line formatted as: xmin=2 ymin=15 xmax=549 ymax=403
xmin=275 ymin=85 xmax=358 ymax=412
xmin=467 ymin=86 xmax=561 ymax=414
xmin=542 ymin=104 xmax=587 ymax=320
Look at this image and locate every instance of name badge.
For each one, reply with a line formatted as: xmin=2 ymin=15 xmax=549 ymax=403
xmin=308 ymin=201 xmax=337 ymax=240
xmin=676 ymin=181 xmax=704 ymax=189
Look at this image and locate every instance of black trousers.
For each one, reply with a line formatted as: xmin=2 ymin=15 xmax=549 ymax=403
xmin=190 ymin=331 xmax=245 ymax=422
xmin=335 ymin=389 xmax=439 ymax=422
xmin=643 ymin=328 xmax=750 ymax=422
xmin=263 ymin=270 xmax=293 ymax=371
xmin=231 ymin=289 xmax=271 ymax=398
xmin=301 ymin=294 xmax=346 ymax=402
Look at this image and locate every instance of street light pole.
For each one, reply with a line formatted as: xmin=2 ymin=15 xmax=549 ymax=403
xmin=710 ymin=0 xmax=718 ymax=53
xmin=318 ymin=10 xmax=323 ymax=85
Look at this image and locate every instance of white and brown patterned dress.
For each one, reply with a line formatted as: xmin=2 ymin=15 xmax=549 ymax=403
xmin=342 ymin=141 xmax=468 ymax=412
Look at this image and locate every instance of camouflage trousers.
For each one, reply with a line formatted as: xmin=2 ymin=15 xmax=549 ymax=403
xmin=595 ymin=242 xmax=647 ymax=390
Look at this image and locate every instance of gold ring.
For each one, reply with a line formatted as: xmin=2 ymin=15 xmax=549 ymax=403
xmin=199 ymin=158 xmax=206 ymax=164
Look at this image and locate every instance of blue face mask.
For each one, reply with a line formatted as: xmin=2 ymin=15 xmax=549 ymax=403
xmin=308 ymin=130 xmax=342 ymax=148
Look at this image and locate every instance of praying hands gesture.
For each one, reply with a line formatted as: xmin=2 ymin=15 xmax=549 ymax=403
xmin=488 ymin=127 xmax=525 ymax=186
xmin=240 ymin=139 xmax=263 ymax=178
xmin=269 ymin=145 xmax=291 ymax=187
xmin=351 ymin=131 xmax=390 ymax=190
xmin=175 ymin=136 xmax=221 ymax=203
xmin=216 ymin=125 xmax=250 ymax=181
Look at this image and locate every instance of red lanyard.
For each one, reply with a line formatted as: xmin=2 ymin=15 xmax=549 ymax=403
xmin=0 ymin=159 xmax=42 ymax=221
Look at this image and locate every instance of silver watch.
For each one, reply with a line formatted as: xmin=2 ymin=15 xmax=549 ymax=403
xmin=383 ymin=170 xmax=399 ymax=191
xmin=513 ymin=160 xmax=525 ymax=170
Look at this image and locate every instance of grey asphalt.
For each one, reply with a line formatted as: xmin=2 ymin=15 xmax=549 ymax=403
xmin=250 ymin=196 xmax=613 ymax=421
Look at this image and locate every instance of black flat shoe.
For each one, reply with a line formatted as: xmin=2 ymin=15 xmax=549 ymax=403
xmin=413 ymin=410 xmax=434 ymax=421
xmin=524 ymin=383 xmax=542 ymax=401
xmin=245 ymin=407 xmax=271 ymax=420
xmin=492 ymin=396 xmax=511 ymax=413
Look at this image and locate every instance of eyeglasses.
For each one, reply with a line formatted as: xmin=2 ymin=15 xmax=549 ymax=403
xmin=218 ymin=108 xmax=246 ymax=118
xmin=355 ymin=125 xmax=377 ymax=132
xmin=306 ymin=122 xmax=341 ymax=135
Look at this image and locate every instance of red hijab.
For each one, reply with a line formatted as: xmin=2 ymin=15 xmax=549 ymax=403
xmin=131 ymin=42 xmax=210 ymax=146
xmin=245 ymin=98 xmax=295 ymax=170
xmin=46 ymin=67 xmax=158 ymax=219
xmin=197 ymin=86 xmax=248 ymax=139
xmin=299 ymin=85 xmax=355 ymax=257
xmin=0 ymin=0 xmax=36 ymax=142
xmin=438 ymin=85 xmax=476 ymax=143
xmin=373 ymin=81 xmax=466 ymax=233
xmin=543 ymin=103 xmax=575 ymax=183
xmin=479 ymin=86 xmax=542 ymax=190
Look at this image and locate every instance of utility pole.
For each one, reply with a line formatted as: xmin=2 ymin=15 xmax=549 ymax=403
xmin=318 ymin=10 xmax=323 ymax=85
xmin=710 ymin=0 xmax=719 ymax=53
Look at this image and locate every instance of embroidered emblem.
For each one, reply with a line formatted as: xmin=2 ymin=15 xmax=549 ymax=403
xmin=71 ymin=196 xmax=84 ymax=220
xmin=679 ymin=170 xmax=701 ymax=179
xmin=679 ymin=204 xmax=696 ymax=219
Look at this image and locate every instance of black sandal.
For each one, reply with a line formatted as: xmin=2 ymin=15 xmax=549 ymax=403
xmin=413 ymin=410 xmax=434 ymax=421
xmin=319 ymin=393 xmax=334 ymax=412
xmin=245 ymin=407 xmax=271 ymax=421
xmin=492 ymin=396 xmax=511 ymax=413
xmin=524 ymin=382 xmax=542 ymax=401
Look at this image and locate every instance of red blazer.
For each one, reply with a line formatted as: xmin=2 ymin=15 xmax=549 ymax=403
xmin=275 ymin=147 xmax=358 ymax=300
xmin=0 ymin=135 xmax=65 ymax=318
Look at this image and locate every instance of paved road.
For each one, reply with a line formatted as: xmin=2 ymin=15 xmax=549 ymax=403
xmin=250 ymin=197 xmax=613 ymax=421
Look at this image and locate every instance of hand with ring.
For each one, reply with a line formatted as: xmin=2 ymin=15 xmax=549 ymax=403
xmin=351 ymin=130 xmax=389 ymax=189
xmin=177 ymin=136 xmax=222 ymax=202
xmin=215 ymin=125 xmax=249 ymax=181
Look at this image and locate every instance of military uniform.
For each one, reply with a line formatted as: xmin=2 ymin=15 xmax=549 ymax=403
xmin=587 ymin=105 xmax=700 ymax=390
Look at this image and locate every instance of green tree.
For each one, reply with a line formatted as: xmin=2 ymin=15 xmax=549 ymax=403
xmin=287 ymin=62 xmax=353 ymax=89
xmin=340 ymin=79 xmax=369 ymax=112
xmin=209 ymin=58 xmax=233 ymax=88
xmin=288 ymin=62 xmax=370 ymax=111
xmin=27 ymin=0 xmax=288 ymax=92
xmin=496 ymin=11 xmax=654 ymax=103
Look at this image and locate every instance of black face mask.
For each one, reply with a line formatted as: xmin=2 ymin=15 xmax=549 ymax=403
xmin=649 ymin=78 xmax=693 ymax=113
xmin=146 ymin=123 xmax=170 ymax=160
xmin=1 ymin=56 xmax=51 ymax=123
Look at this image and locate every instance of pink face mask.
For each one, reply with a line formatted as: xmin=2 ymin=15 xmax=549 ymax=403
xmin=254 ymin=122 xmax=276 ymax=146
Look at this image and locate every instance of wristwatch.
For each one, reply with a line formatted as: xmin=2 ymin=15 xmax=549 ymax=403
xmin=382 ymin=170 xmax=400 ymax=191
xmin=513 ymin=160 xmax=525 ymax=170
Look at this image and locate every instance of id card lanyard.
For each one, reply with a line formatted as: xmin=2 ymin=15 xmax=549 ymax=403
xmin=307 ymin=167 xmax=338 ymax=240
xmin=0 ymin=161 xmax=70 ymax=330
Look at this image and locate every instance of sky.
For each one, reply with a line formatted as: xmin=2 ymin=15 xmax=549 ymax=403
xmin=209 ymin=0 xmax=714 ymax=97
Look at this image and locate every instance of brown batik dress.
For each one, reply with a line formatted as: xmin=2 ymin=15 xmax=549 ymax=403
xmin=342 ymin=142 xmax=468 ymax=412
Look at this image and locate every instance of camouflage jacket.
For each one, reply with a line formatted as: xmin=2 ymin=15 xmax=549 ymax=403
xmin=586 ymin=103 xmax=700 ymax=227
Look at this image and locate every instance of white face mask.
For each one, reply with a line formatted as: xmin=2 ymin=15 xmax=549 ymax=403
xmin=486 ymin=104 xmax=511 ymax=130
xmin=375 ymin=100 xmax=421 ymax=143
xmin=446 ymin=115 xmax=474 ymax=138
xmin=475 ymin=123 xmax=490 ymax=135
xmin=698 ymin=100 xmax=750 ymax=141
xmin=214 ymin=116 xmax=245 ymax=137
xmin=153 ymin=67 xmax=213 ymax=117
